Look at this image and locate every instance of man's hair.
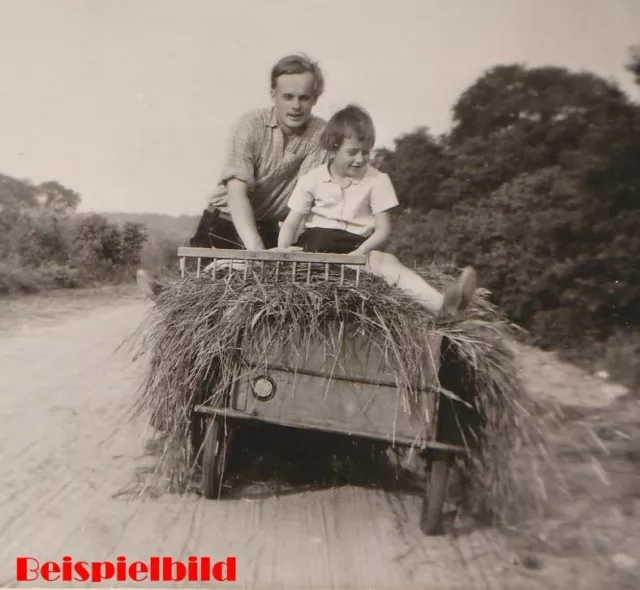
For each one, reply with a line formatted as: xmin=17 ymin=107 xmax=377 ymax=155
xmin=319 ymin=104 xmax=376 ymax=152
xmin=270 ymin=53 xmax=325 ymax=99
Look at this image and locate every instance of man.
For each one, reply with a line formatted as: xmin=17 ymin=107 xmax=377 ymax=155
xmin=137 ymin=53 xmax=328 ymax=298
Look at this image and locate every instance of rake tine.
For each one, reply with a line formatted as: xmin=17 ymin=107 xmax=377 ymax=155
xmin=196 ymin=257 xmax=201 ymax=278
xmin=226 ymin=258 xmax=234 ymax=283
xmin=306 ymin=262 xmax=312 ymax=284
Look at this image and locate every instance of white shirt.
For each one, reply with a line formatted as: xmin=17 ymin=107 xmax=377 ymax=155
xmin=287 ymin=163 xmax=399 ymax=237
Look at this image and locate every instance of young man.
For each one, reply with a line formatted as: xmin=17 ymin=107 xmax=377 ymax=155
xmin=136 ymin=53 xmax=328 ymax=298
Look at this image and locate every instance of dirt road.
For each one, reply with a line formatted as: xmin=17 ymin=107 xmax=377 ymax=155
xmin=0 ymin=291 xmax=626 ymax=589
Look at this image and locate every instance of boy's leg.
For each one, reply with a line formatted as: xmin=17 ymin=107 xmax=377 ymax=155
xmin=363 ymin=251 xmax=477 ymax=317
xmin=441 ymin=266 xmax=478 ymax=316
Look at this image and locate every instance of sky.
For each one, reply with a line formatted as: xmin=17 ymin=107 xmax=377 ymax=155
xmin=0 ymin=0 xmax=638 ymax=216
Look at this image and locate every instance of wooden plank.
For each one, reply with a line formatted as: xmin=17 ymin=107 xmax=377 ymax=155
xmin=232 ymin=366 xmax=432 ymax=442
xmin=193 ymin=406 xmax=468 ymax=452
xmin=219 ymin=322 xmax=443 ymax=444
xmin=243 ymin=321 xmax=442 ymax=387
xmin=176 ymin=247 xmax=367 ymax=265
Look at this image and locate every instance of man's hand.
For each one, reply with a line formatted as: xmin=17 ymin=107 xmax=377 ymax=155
xmin=226 ymin=179 xmax=264 ymax=250
xmin=246 ymin=236 xmax=266 ymax=251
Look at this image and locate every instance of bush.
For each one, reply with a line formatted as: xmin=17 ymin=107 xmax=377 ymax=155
xmin=1 ymin=173 xmax=152 ymax=294
xmin=70 ymin=213 xmax=148 ymax=282
xmin=0 ymin=263 xmax=44 ymax=295
xmin=140 ymin=231 xmax=184 ymax=278
xmin=16 ymin=215 xmax=71 ymax=267
xmin=37 ymin=264 xmax=83 ymax=289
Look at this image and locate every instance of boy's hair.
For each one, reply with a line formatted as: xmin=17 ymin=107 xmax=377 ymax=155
xmin=270 ymin=53 xmax=325 ymax=99
xmin=319 ymin=104 xmax=376 ymax=152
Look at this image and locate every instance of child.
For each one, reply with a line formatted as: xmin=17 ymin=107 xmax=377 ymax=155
xmin=278 ymin=104 xmax=477 ymax=317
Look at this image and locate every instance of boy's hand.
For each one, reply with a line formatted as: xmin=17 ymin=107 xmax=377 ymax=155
xmin=269 ymin=246 xmax=303 ymax=253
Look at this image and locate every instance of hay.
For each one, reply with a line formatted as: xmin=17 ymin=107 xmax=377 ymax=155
xmin=129 ymin=260 xmax=554 ymax=530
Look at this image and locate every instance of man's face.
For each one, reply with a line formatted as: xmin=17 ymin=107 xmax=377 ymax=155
xmin=271 ymin=72 xmax=317 ymax=134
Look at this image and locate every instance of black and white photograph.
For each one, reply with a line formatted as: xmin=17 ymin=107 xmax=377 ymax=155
xmin=0 ymin=0 xmax=639 ymax=588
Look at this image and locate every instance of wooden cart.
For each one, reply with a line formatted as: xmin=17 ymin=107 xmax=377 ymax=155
xmin=177 ymin=247 xmax=469 ymax=535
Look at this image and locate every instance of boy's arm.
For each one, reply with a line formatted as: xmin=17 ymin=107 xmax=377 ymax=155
xmin=351 ymin=172 xmax=399 ymax=254
xmin=350 ymin=212 xmax=392 ymax=255
xmin=278 ymin=174 xmax=314 ymax=248
xmin=278 ymin=210 xmax=306 ymax=248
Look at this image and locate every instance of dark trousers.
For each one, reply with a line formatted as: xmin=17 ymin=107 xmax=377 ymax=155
xmin=190 ymin=208 xmax=280 ymax=250
xmin=190 ymin=211 xmax=366 ymax=254
xmin=295 ymin=228 xmax=366 ymax=254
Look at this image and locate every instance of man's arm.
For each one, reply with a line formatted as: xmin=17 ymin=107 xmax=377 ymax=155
xmin=226 ymin=179 xmax=265 ymax=250
xmin=216 ymin=111 xmax=265 ymax=250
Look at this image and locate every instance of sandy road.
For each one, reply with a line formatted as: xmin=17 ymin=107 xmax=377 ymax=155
xmin=1 ymin=292 xmax=618 ymax=589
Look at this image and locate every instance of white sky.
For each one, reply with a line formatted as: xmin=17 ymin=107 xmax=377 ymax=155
xmin=0 ymin=0 xmax=638 ymax=216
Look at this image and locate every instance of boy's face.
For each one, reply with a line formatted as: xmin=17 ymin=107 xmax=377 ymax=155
xmin=331 ymin=136 xmax=371 ymax=180
xmin=271 ymin=73 xmax=317 ymax=135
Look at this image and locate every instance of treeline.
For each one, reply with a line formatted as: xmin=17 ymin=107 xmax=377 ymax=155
xmin=0 ymin=174 xmax=148 ymax=294
xmin=376 ymin=57 xmax=640 ymax=353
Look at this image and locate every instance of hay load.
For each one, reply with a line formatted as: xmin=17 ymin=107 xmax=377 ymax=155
xmin=131 ymin=257 xmax=551 ymax=530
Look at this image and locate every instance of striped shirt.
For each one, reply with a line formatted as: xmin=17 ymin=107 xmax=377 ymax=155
xmin=207 ymin=107 xmax=328 ymax=222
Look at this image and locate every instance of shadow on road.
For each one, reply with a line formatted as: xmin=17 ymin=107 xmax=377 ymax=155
xmin=215 ymin=421 xmax=426 ymax=500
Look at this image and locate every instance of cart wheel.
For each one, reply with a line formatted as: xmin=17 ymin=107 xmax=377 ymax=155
xmin=202 ymin=416 xmax=232 ymax=499
xmin=420 ymin=451 xmax=452 ymax=535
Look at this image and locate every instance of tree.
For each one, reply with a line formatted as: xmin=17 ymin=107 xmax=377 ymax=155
xmin=34 ymin=181 xmax=81 ymax=217
xmin=372 ymin=127 xmax=451 ymax=211
xmin=0 ymin=173 xmax=82 ymax=260
xmin=71 ymin=214 xmax=149 ymax=281
xmin=72 ymin=213 xmax=124 ymax=270
xmin=0 ymin=173 xmax=37 ymax=213
xmin=17 ymin=215 xmax=70 ymax=267
xmin=626 ymin=45 xmax=640 ymax=86
xmin=0 ymin=174 xmax=36 ymax=257
xmin=381 ymin=62 xmax=640 ymax=351
xmin=448 ymin=64 xmax=629 ymax=146
xmin=120 ymin=222 xmax=148 ymax=267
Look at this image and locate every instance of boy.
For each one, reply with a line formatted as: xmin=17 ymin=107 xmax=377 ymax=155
xmin=278 ymin=104 xmax=477 ymax=316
